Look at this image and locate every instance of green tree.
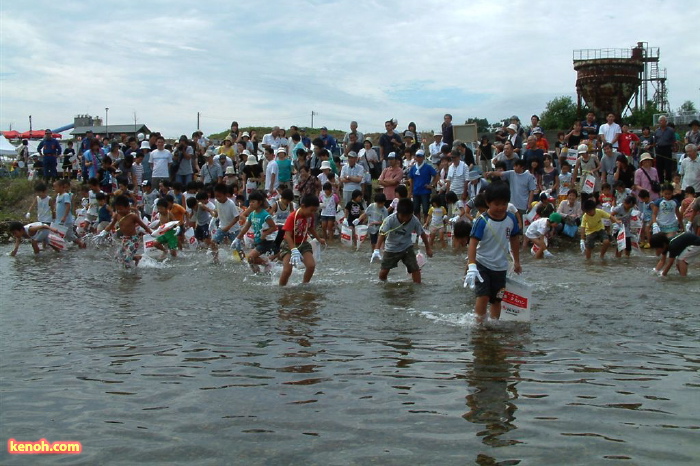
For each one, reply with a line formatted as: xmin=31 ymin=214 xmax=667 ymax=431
xmin=465 ymin=117 xmax=490 ymax=133
xmin=627 ymin=101 xmax=659 ymax=127
xmin=678 ymin=100 xmax=697 ymax=113
xmin=539 ymin=96 xmax=581 ymax=131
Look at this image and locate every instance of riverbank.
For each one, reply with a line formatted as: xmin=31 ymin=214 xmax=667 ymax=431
xmin=0 ymin=179 xmax=35 ymax=241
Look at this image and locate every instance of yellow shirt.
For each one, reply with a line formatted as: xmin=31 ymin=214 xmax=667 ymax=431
xmin=581 ymin=209 xmax=611 ymax=235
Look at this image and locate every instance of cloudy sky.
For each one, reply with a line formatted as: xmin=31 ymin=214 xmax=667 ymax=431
xmin=1 ymin=0 xmax=698 ymax=138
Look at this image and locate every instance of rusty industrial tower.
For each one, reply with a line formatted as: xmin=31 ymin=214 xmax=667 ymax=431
xmin=573 ymin=42 xmax=668 ymax=119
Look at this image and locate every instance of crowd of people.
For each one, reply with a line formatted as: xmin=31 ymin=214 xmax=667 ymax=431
xmin=8 ymin=114 xmax=700 ymax=316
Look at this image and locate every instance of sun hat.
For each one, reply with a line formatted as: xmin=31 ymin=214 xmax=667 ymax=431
xmin=507 ymin=124 xmax=518 ymax=132
xmin=140 ymin=141 xmax=150 ymax=150
xmin=241 ymin=131 xmax=250 ymax=137
xmin=639 ymin=152 xmax=653 ymax=163
xmin=275 ymin=147 xmax=287 ymax=155
xmin=242 ymin=149 xmax=251 ymax=157
xmin=347 ymin=151 xmax=358 ymax=158
xmin=548 ymin=212 xmax=563 ymax=224
xmin=320 ymin=160 xmax=332 ymax=170
xmin=468 ymin=171 xmax=482 ymax=181
xmin=225 ymin=166 xmax=236 ymax=175
xmin=434 ymin=131 xmax=442 ymax=137
xmin=224 ymin=135 xmax=233 ymax=143
xmin=245 ymin=156 xmax=258 ymax=166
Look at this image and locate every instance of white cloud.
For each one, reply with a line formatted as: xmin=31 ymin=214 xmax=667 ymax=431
xmin=1 ymin=0 xmax=698 ymax=138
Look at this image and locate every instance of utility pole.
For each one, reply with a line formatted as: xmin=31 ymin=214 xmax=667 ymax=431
xmin=29 ymin=115 xmax=32 ymax=132
xmin=105 ymin=107 xmax=109 ymax=137
xmin=311 ymin=110 xmax=317 ymax=129
xmin=197 ymin=112 xmax=200 ymax=131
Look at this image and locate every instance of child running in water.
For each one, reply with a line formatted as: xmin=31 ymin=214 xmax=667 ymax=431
xmin=103 ymin=195 xmax=153 ymax=268
xmin=464 ymin=181 xmax=522 ymax=324
xmin=279 ymin=194 xmax=324 ymax=286
xmin=375 ymin=197 xmax=433 ymax=284
xmin=234 ymin=190 xmax=278 ymax=272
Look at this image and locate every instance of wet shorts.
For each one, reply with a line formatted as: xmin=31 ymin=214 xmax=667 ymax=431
xmin=380 ymin=245 xmax=419 ymax=273
xmin=255 ymin=240 xmax=278 ymax=255
xmin=659 ymin=223 xmax=678 ymax=235
xmin=195 ymin=224 xmax=210 ymax=241
xmin=585 ymin=229 xmax=610 ymax=249
xmin=677 ymin=245 xmax=700 ymax=264
xmin=280 ymin=240 xmax=312 ymax=258
xmin=212 ymin=228 xmax=238 ymax=245
xmin=157 ymin=229 xmax=178 ymax=249
xmin=474 ymin=262 xmax=507 ymax=304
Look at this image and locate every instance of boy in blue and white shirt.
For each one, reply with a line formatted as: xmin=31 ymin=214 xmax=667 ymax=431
xmin=465 ymin=181 xmax=522 ymax=324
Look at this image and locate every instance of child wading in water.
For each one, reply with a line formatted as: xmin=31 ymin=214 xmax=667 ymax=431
xmin=8 ymin=222 xmax=63 ymax=255
xmin=279 ymin=194 xmax=325 ymax=286
xmin=375 ymin=197 xmax=434 ymax=284
xmin=234 ymin=190 xmax=279 ymax=272
xmin=103 ymin=195 xmax=153 ymax=268
xmin=464 ymin=181 xmax=522 ymax=324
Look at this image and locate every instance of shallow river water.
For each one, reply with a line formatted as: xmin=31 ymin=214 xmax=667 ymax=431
xmin=0 ymin=240 xmax=698 ymax=465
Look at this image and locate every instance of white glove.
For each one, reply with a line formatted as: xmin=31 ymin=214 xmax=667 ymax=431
xmin=352 ymin=218 xmax=360 ymax=226
xmin=290 ymin=247 xmax=301 ymax=267
xmin=464 ymin=263 xmax=483 ymax=290
xmin=449 ymin=215 xmax=460 ymax=224
xmin=580 ymin=239 xmax=586 ymax=253
xmin=652 ymin=222 xmax=660 ymax=234
xmin=231 ymin=237 xmax=242 ymax=251
xmin=370 ymin=249 xmax=382 ymax=263
xmin=25 ymin=212 xmax=31 ymax=219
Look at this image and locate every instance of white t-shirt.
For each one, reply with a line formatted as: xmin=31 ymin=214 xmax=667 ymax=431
xmin=262 ymin=133 xmax=282 ymax=150
xmin=598 ymin=123 xmax=621 ymax=148
xmin=150 ymin=149 xmax=173 ymax=178
xmin=265 ymin=160 xmax=279 ymax=191
xmin=447 ymin=161 xmax=468 ymax=196
xmin=216 ymin=198 xmax=240 ymax=229
xmin=526 ymin=217 xmax=549 ymax=239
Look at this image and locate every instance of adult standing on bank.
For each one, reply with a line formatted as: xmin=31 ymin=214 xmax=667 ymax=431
xmin=340 ymin=151 xmax=365 ymax=206
xmin=442 ymin=114 xmax=454 ymax=148
xmin=407 ymin=150 xmax=437 ymax=221
xmin=654 ymin=116 xmax=676 ymax=184
xmin=150 ymin=136 xmax=173 ymax=188
xmin=679 ymin=144 xmax=700 ymax=192
xmin=36 ymin=129 xmax=61 ymax=182
xmin=598 ymin=113 xmax=621 ymax=150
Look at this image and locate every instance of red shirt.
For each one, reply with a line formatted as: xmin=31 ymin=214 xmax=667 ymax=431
xmin=283 ymin=209 xmax=314 ymax=245
xmin=618 ymin=132 xmax=639 ymax=156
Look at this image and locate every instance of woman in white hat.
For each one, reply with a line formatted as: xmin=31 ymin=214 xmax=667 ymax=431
xmin=573 ymin=143 xmax=600 ymax=200
xmin=241 ymin=151 xmax=262 ymax=201
xmin=634 ymin=152 xmax=660 ymax=201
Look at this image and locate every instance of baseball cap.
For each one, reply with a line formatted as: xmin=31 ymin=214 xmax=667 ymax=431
xmin=548 ymin=212 xmax=563 ymax=224
xmin=415 ymin=150 xmax=425 ymax=157
xmin=387 ymin=152 xmax=396 ymax=159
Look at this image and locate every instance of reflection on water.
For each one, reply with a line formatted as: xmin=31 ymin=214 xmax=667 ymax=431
xmin=0 ymin=244 xmax=699 ymax=464
xmin=463 ymin=329 xmax=521 ymax=448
